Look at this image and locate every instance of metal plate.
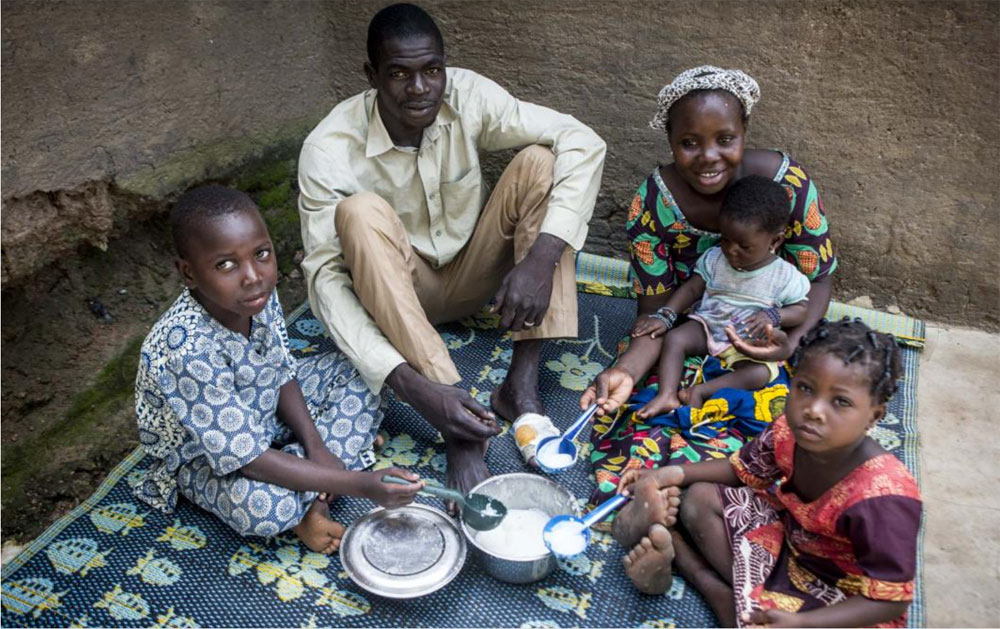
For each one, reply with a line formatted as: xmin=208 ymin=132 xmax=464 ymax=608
xmin=341 ymin=503 xmax=467 ymax=599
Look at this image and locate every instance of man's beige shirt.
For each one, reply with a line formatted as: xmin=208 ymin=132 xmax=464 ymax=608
xmin=298 ymin=68 xmax=606 ymax=392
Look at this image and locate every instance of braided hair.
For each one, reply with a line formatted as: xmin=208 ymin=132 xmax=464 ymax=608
xmin=789 ymin=318 xmax=902 ymax=405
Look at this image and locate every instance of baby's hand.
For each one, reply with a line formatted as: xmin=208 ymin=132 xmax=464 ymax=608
xmin=631 ymin=315 xmax=668 ymax=339
xmin=742 ymin=609 xmax=800 ymax=628
xmin=740 ymin=312 xmax=773 ymax=339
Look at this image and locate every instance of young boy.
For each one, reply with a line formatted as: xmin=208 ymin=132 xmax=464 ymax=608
xmin=131 ymin=185 xmax=421 ymax=554
xmin=631 ymin=175 xmax=811 ymax=416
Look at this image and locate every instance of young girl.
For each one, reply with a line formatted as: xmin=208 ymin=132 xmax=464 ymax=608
xmin=132 ymin=185 xmax=421 ymax=554
xmin=616 ymin=319 xmax=921 ymax=628
xmin=631 ymin=175 xmax=810 ymax=416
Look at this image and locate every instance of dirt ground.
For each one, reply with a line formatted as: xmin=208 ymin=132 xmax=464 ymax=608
xmin=0 ymin=166 xmax=307 ymax=543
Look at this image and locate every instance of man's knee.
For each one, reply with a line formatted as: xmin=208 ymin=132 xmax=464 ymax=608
xmin=334 ymin=191 xmax=396 ymax=238
xmin=511 ymin=145 xmax=556 ymax=177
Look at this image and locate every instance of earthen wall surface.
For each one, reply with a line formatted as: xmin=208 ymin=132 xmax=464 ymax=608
xmin=3 ymin=0 xmax=998 ymax=327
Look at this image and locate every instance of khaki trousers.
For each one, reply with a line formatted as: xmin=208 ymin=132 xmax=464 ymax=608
xmin=335 ymin=145 xmax=578 ymax=385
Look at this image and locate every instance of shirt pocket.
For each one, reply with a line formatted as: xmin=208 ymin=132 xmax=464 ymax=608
xmin=440 ymin=167 xmax=484 ymax=238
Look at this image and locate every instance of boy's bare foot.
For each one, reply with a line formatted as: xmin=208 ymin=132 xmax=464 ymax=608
xmin=636 ymin=392 xmax=681 ymax=418
xmin=678 ymin=385 xmax=706 ymax=409
xmin=623 ymin=523 xmax=675 ymax=595
xmin=293 ymin=497 xmax=346 ymax=555
xmin=613 ymin=479 xmax=681 ymax=548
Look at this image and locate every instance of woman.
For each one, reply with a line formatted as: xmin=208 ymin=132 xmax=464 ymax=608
xmin=582 ymin=66 xmax=837 ymax=509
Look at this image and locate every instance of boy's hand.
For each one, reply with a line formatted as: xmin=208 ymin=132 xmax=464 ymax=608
xmin=742 ymin=609 xmax=800 ymax=628
xmin=364 ymin=467 xmax=423 ymax=509
xmin=631 ymin=315 xmax=669 ymax=339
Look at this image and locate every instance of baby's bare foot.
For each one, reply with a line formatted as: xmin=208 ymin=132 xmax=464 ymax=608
xmin=678 ymin=386 xmax=706 ymax=409
xmin=636 ymin=393 xmax=681 ymax=418
xmin=623 ymin=524 xmax=675 ymax=595
xmin=614 ymin=478 xmax=677 ymax=549
xmin=294 ymin=499 xmax=346 ymax=555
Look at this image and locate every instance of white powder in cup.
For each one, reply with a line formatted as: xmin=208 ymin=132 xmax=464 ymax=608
xmin=543 ymin=518 xmax=588 ymax=557
xmin=535 ymin=440 xmax=575 ymax=469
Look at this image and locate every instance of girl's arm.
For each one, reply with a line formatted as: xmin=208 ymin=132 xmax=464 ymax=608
xmin=745 ymin=596 xmax=909 ymax=628
xmin=241 ymin=448 xmax=421 ymax=508
xmin=619 ymin=458 xmax=741 ymax=495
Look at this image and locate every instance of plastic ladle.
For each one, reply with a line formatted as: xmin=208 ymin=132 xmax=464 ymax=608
xmin=381 ymin=475 xmax=508 ymax=531
xmin=542 ymin=493 xmax=629 ymax=558
xmin=534 ymin=404 xmax=599 ymax=474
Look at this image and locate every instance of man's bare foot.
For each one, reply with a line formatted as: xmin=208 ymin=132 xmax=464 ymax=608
xmin=490 ymin=380 xmax=545 ymax=423
xmin=445 ymin=439 xmax=491 ymax=515
xmin=613 ymin=479 xmax=681 ymax=548
xmin=623 ymin=523 xmax=675 ymax=595
xmin=636 ymin=392 xmax=682 ymax=418
xmin=293 ymin=497 xmax=346 ymax=555
xmin=678 ymin=386 xmax=706 ymax=409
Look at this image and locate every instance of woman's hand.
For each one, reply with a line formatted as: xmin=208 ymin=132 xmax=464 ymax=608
xmin=631 ymin=315 xmax=669 ymax=339
xmin=580 ymin=366 xmax=635 ymax=417
xmin=725 ymin=323 xmax=795 ymax=362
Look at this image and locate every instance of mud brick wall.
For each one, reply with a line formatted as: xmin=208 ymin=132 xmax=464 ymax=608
xmin=2 ymin=0 xmax=997 ymax=328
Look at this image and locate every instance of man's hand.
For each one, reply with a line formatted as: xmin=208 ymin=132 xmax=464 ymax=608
xmin=725 ymin=323 xmax=795 ymax=362
xmin=580 ymin=366 xmax=635 ymax=417
xmin=492 ymin=234 xmax=566 ymax=332
xmin=387 ymin=364 xmax=500 ymax=442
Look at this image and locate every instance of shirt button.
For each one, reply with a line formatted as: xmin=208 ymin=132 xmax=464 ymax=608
xmin=435 ymin=230 xmax=442 ymax=237
xmin=429 ymin=191 xmax=438 ymax=199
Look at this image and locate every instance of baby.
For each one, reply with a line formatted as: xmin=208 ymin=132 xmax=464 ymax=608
xmin=632 ymin=175 xmax=810 ymax=416
xmin=131 ymin=185 xmax=420 ymax=554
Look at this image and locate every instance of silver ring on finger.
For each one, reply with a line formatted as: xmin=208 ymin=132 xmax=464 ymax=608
xmin=523 ymin=321 xmax=536 ymax=328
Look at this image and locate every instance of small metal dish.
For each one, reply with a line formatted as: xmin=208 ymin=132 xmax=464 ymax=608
xmin=340 ymin=503 xmax=467 ymax=599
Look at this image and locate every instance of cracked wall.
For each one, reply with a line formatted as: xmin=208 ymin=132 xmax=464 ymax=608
xmin=2 ymin=0 xmax=997 ymax=327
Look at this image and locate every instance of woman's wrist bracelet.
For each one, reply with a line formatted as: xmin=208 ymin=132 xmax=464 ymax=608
xmin=764 ymin=307 xmax=781 ymax=327
xmin=651 ymin=306 xmax=678 ymax=330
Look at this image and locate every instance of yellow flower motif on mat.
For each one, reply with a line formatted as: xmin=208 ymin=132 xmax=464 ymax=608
xmin=314 ymin=586 xmax=371 ymax=617
xmin=93 ymin=584 xmax=149 ymax=620
xmin=459 ymin=309 xmax=501 ymax=330
xmin=536 ymin=586 xmax=591 ymax=619
xmin=639 ymin=620 xmax=677 ymax=628
xmin=753 ymin=385 xmax=788 ymax=424
xmin=374 ymin=433 xmax=419 ymax=469
xmin=545 ymin=353 xmax=602 ymax=391
xmin=256 ymin=545 xmax=329 ymax=602
xmin=580 ymin=281 xmax=613 ymax=296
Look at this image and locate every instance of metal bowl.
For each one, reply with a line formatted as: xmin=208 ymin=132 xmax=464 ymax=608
xmin=460 ymin=473 xmax=579 ymax=584
xmin=341 ymin=503 xmax=467 ymax=599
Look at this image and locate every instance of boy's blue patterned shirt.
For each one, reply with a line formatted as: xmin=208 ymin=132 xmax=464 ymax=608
xmin=131 ymin=288 xmax=295 ymax=512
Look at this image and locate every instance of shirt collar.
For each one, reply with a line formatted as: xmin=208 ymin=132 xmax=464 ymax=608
xmin=364 ymin=81 xmax=458 ymax=158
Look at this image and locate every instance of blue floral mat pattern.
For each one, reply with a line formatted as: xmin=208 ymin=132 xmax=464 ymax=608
xmin=2 ymin=288 xmax=923 ymax=628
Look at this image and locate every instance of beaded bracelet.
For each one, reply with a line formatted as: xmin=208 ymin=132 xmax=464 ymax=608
xmin=650 ymin=306 xmax=678 ymax=330
xmin=763 ymin=307 xmax=781 ymax=327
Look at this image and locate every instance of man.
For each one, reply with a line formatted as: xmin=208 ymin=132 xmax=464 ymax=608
xmin=298 ymin=3 xmax=605 ymax=499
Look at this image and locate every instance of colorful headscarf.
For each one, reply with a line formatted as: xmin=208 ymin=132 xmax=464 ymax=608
xmin=650 ymin=65 xmax=761 ymax=133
